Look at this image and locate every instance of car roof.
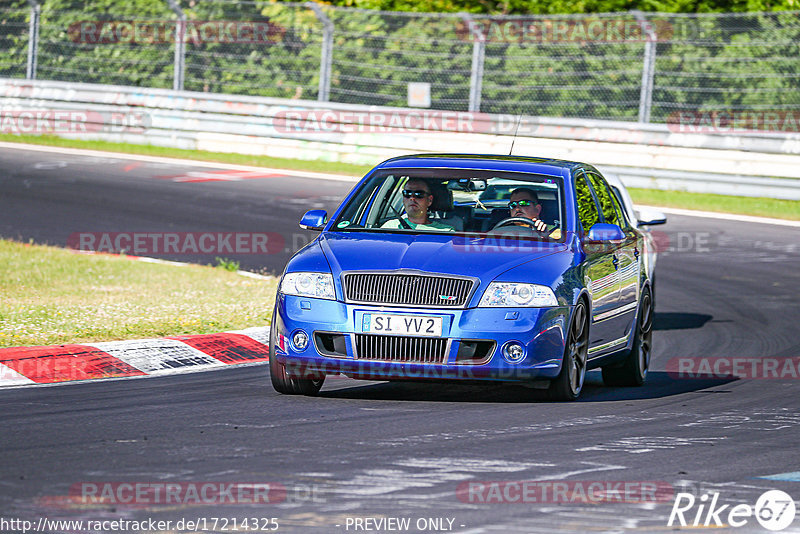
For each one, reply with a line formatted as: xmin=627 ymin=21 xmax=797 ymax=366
xmin=374 ymin=154 xmax=583 ymax=178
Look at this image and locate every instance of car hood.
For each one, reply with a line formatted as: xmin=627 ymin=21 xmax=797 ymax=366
xmin=318 ymin=231 xmax=565 ymax=282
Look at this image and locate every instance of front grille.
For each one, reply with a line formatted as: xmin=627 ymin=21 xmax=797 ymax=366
xmin=354 ymin=334 xmax=448 ymax=364
xmin=343 ymin=273 xmax=474 ymax=307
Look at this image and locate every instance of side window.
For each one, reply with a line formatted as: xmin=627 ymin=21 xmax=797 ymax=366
xmin=574 ymin=172 xmax=599 ymax=234
xmin=608 ymin=186 xmax=633 ymax=229
xmin=586 ymin=172 xmax=621 ymax=227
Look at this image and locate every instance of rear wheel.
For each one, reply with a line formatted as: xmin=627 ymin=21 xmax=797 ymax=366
xmin=268 ymin=311 xmax=325 ymax=396
xmin=602 ymin=287 xmax=652 ymax=387
xmin=548 ymin=301 xmax=589 ymax=401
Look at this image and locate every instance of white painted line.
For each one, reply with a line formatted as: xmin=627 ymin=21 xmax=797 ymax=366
xmin=758 ymin=471 xmax=800 ymax=482
xmin=133 ymin=256 xmax=193 ymax=267
xmin=639 ymin=205 xmax=800 ymax=227
xmin=235 ymin=270 xmax=273 ymax=280
xmin=0 ymin=362 xmax=36 ymax=386
xmin=86 ymin=338 xmax=225 ymax=374
xmin=0 ymin=141 xmax=360 ymax=182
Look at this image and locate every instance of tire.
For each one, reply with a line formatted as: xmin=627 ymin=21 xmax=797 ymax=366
xmin=268 ymin=310 xmax=325 ymax=396
xmin=602 ymin=287 xmax=652 ymax=387
xmin=548 ymin=301 xmax=589 ymax=401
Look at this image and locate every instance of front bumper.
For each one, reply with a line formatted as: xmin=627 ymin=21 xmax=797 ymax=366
xmin=273 ymin=294 xmax=570 ymax=383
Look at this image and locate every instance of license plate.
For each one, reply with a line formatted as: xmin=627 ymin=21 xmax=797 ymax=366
xmin=360 ymin=313 xmax=443 ymax=337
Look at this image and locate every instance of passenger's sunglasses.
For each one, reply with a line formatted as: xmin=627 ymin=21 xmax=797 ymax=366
xmin=402 ymin=189 xmax=431 ymax=199
xmin=508 ymin=200 xmax=534 ymax=209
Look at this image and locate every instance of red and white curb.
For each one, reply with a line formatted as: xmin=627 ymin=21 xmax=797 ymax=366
xmin=0 ymin=327 xmax=270 ymax=388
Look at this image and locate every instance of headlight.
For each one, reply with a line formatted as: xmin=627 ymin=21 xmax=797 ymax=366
xmin=280 ymin=272 xmax=336 ymax=300
xmin=478 ymin=282 xmax=558 ymax=307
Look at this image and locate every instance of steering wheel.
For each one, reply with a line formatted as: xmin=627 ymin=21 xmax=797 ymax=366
xmin=491 ymin=217 xmax=545 ymax=233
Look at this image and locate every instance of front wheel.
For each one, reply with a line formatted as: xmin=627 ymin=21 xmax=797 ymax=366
xmin=602 ymin=287 xmax=652 ymax=387
xmin=548 ymin=301 xmax=589 ymax=401
xmin=268 ymin=311 xmax=325 ymax=396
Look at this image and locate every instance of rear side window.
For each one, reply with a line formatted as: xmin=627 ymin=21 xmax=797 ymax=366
xmin=574 ymin=172 xmax=599 ymax=234
xmin=586 ymin=171 xmax=622 ymax=227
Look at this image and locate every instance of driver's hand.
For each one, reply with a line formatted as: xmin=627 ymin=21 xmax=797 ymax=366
xmin=532 ymin=218 xmax=547 ymax=232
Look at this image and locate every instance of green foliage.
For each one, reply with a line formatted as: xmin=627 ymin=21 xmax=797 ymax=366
xmin=333 ymin=0 xmax=798 ymax=13
xmin=0 ymin=0 xmax=30 ymax=79
xmin=35 ymin=0 xmax=174 ymax=87
xmin=1 ymin=1 xmax=797 ymax=122
xmin=180 ymin=1 xmax=321 ymax=98
xmin=214 ymin=257 xmax=241 ymax=272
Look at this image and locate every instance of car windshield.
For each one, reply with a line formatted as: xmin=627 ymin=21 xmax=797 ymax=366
xmin=332 ymin=168 xmax=565 ymax=241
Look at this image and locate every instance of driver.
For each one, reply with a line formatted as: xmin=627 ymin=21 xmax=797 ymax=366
xmin=505 ymin=187 xmax=561 ymax=239
xmin=381 ymin=179 xmax=455 ymax=232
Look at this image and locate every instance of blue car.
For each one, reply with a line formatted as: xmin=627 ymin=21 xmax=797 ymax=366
xmin=269 ymin=154 xmax=654 ymax=401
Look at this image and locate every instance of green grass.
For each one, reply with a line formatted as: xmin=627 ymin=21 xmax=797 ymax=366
xmin=628 ymin=188 xmax=800 ymax=221
xmin=2 ymin=134 xmax=798 ymax=220
xmin=0 ymin=239 xmax=278 ymax=348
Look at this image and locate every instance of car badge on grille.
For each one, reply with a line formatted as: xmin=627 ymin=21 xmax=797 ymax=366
xmin=439 ymin=295 xmax=457 ymax=301
xmin=399 ymin=277 xmax=419 ymax=287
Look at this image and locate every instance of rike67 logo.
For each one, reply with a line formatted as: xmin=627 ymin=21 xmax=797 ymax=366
xmin=668 ymin=489 xmax=796 ymax=531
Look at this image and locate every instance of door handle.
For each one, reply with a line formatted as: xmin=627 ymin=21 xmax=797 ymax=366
xmin=612 ymin=255 xmax=619 ymax=269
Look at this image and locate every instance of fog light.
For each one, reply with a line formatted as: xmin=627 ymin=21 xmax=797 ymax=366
xmin=502 ymin=342 xmax=526 ymax=364
xmin=292 ymin=330 xmax=309 ymax=351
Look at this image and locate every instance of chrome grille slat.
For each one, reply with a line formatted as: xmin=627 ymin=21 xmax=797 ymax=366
xmin=354 ymin=334 xmax=448 ymax=364
xmin=343 ymin=273 xmax=473 ymax=307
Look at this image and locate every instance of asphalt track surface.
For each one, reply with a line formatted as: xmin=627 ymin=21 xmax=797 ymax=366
xmin=1 ymin=145 xmax=800 ymax=533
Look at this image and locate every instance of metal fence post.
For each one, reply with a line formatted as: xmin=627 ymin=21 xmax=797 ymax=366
xmin=632 ymin=10 xmax=656 ymax=123
xmin=26 ymin=0 xmax=40 ymax=80
xmin=307 ymin=3 xmax=333 ymax=102
xmin=166 ymin=0 xmax=186 ymax=91
xmin=463 ymin=13 xmax=485 ymax=113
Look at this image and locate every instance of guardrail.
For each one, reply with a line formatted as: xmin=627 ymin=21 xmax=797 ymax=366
xmin=1 ymin=78 xmax=799 ymax=199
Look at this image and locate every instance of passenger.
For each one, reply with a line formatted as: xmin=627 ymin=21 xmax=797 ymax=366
xmin=381 ymin=179 xmax=455 ymax=232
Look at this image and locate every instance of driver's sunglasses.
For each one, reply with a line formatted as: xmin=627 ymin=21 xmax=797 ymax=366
xmin=508 ymin=199 xmax=533 ymax=209
xmin=402 ymin=189 xmax=430 ymax=199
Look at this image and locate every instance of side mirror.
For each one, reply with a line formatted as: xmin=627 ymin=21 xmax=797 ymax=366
xmin=636 ymin=207 xmax=667 ymax=227
xmin=299 ymin=210 xmax=327 ymax=231
xmin=586 ymin=223 xmax=625 ymax=242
